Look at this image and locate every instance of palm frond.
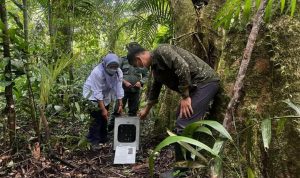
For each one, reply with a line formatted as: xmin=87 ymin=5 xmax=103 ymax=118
xmin=39 ymin=53 xmax=76 ymax=105
xmin=126 ymin=0 xmax=171 ymax=47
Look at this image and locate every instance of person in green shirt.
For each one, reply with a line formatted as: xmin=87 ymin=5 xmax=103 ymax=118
xmin=126 ymin=42 xmax=220 ymax=176
xmin=119 ymin=57 xmax=148 ymax=116
xmin=108 ymin=56 xmax=148 ymax=131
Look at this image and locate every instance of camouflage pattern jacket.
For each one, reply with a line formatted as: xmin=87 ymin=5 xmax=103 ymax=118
xmin=121 ymin=57 xmax=148 ymax=93
xmin=148 ymin=44 xmax=219 ymax=104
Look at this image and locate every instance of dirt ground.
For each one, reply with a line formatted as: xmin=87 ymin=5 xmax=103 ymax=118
xmin=0 ymin=134 xmax=175 ymax=178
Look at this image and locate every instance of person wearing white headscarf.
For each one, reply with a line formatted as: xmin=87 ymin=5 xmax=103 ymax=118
xmin=83 ymin=53 xmax=124 ymax=144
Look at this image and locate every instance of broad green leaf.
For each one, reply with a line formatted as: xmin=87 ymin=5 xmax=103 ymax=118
xmin=196 ymin=126 xmax=213 ymax=136
xmin=283 ymin=99 xmax=300 ymax=115
xmin=149 ymin=135 xmax=218 ymax=177
xmin=167 ymin=130 xmax=208 ymax=163
xmin=173 ymin=161 xmax=205 ymax=169
xmin=182 ymin=122 xmax=200 ymax=137
xmin=247 ymin=167 xmax=255 ymax=178
xmin=212 ymin=139 xmax=225 ymax=154
xmin=291 ymin=0 xmax=296 ymax=16
xmin=261 ymin=119 xmax=272 ymax=150
xmin=184 ymin=120 xmax=232 ymax=141
xmin=280 ymin=0 xmax=286 ymax=13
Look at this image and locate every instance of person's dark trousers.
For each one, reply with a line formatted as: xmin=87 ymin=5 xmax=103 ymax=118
xmin=123 ymin=91 xmax=140 ymax=116
xmin=174 ymin=81 xmax=219 ymax=162
xmin=108 ymin=91 xmax=140 ymax=132
xmin=87 ymin=105 xmax=109 ymax=144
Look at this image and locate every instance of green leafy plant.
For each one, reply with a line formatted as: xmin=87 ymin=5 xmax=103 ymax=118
xmin=215 ymin=0 xmax=298 ymax=30
xmin=127 ymin=0 xmax=171 ymax=48
xmin=149 ymin=120 xmax=232 ymax=177
xmin=260 ymin=99 xmax=300 ymax=151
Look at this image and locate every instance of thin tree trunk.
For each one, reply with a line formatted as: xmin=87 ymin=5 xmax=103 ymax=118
xmin=0 ymin=0 xmax=17 ymax=147
xmin=48 ymin=0 xmax=54 ymax=41
xmin=223 ymin=0 xmax=268 ymax=131
xmin=39 ymin=105 xmax=50 ymax=142
xmin=22 ymin=0 xmax=40 ymax=140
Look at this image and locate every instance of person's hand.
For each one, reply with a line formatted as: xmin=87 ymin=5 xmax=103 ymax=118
xmin=124 ymin=80 xmax=132 ymax=88
xmin=179 ymin=97 xmax=193 ymax=119
xmin=117 ymin=104 xmax=123 ymax=115
xmin=134 ymin=81 xmax=142 ymax=88
xmin=101 ymin=108 xmax=109 ymax=120
xmin=138 ymin=108 xmax=149 ymax=120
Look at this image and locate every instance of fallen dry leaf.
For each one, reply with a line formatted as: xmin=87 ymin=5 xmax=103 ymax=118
xmin=132 ymin=163 xmax=149 ymax=172
xmin=29 ymin=142 xmax=41 ymax=160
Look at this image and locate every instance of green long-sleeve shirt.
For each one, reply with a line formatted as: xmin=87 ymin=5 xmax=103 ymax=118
xmin=148 ymin=44 xmax=219 ymax=104
xmin=121 ymin=57 xmax=148 ymax=93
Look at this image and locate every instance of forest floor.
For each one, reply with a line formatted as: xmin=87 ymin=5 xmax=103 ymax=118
xmin=0 ymin=131 xmax=174 ymax=178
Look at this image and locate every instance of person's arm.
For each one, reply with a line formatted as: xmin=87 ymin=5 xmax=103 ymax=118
xmin=116 ymin=69 xmax=124 ymax=114
xmin=123 ymin=79 xmax=133 ymax=88
xmin=156 ymin=45 xmax=193 ymax=118
xmin=98 ymin=100 xmax=108 ymax=120
xmin=139 ymin=78 xmax=162 ymax=119
xmin=117 ymin=99 xmax=123 ymax=114
xmin=138 ymin=101 xmax=155 ymax=120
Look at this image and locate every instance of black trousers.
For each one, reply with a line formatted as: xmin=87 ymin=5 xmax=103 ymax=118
xmin=86 ymin=105 xmax=109 ymax=144
xmin=174 ymin=81 xmax=219 ymax=162
xmin=108 ymin=91 xmax=140 ymax=131
xmin=175 ymin=81 xmax=219 ymax=134
xmin=122 ymin=91 xmax=140 ymax=116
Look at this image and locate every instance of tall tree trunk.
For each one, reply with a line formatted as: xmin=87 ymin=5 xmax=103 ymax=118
xmin=22 ymin=0 xmax=39 ymax=140
xmin=223 ymin=0 xmax=268 ymax=131
xmin=0 ymin=0 xmax=17 ymax=147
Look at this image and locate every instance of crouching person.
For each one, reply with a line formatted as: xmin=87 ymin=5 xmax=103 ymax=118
xmin=82 ymin=53 xmax=124 ymax=146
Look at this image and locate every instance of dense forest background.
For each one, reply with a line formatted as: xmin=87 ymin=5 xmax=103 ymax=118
xmin=0 ymin=0 xmax=299 ymax=177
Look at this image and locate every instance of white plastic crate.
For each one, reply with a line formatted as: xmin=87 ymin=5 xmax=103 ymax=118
xmin=113 ymin=116 xmax=140 ymax=164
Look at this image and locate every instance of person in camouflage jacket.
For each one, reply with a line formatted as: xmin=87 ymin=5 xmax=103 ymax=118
xmin=119 ymin=57 xmax=148 ymax=116
xmin=126 ymin=42 xmax=220 ymax=175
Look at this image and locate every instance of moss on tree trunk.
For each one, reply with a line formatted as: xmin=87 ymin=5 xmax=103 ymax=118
xmin=218 ymin=16 xmax=300 ymax=178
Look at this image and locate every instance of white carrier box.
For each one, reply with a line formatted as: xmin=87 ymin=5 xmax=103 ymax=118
xmin=113 ymin=116 xmax=140 ymax=164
